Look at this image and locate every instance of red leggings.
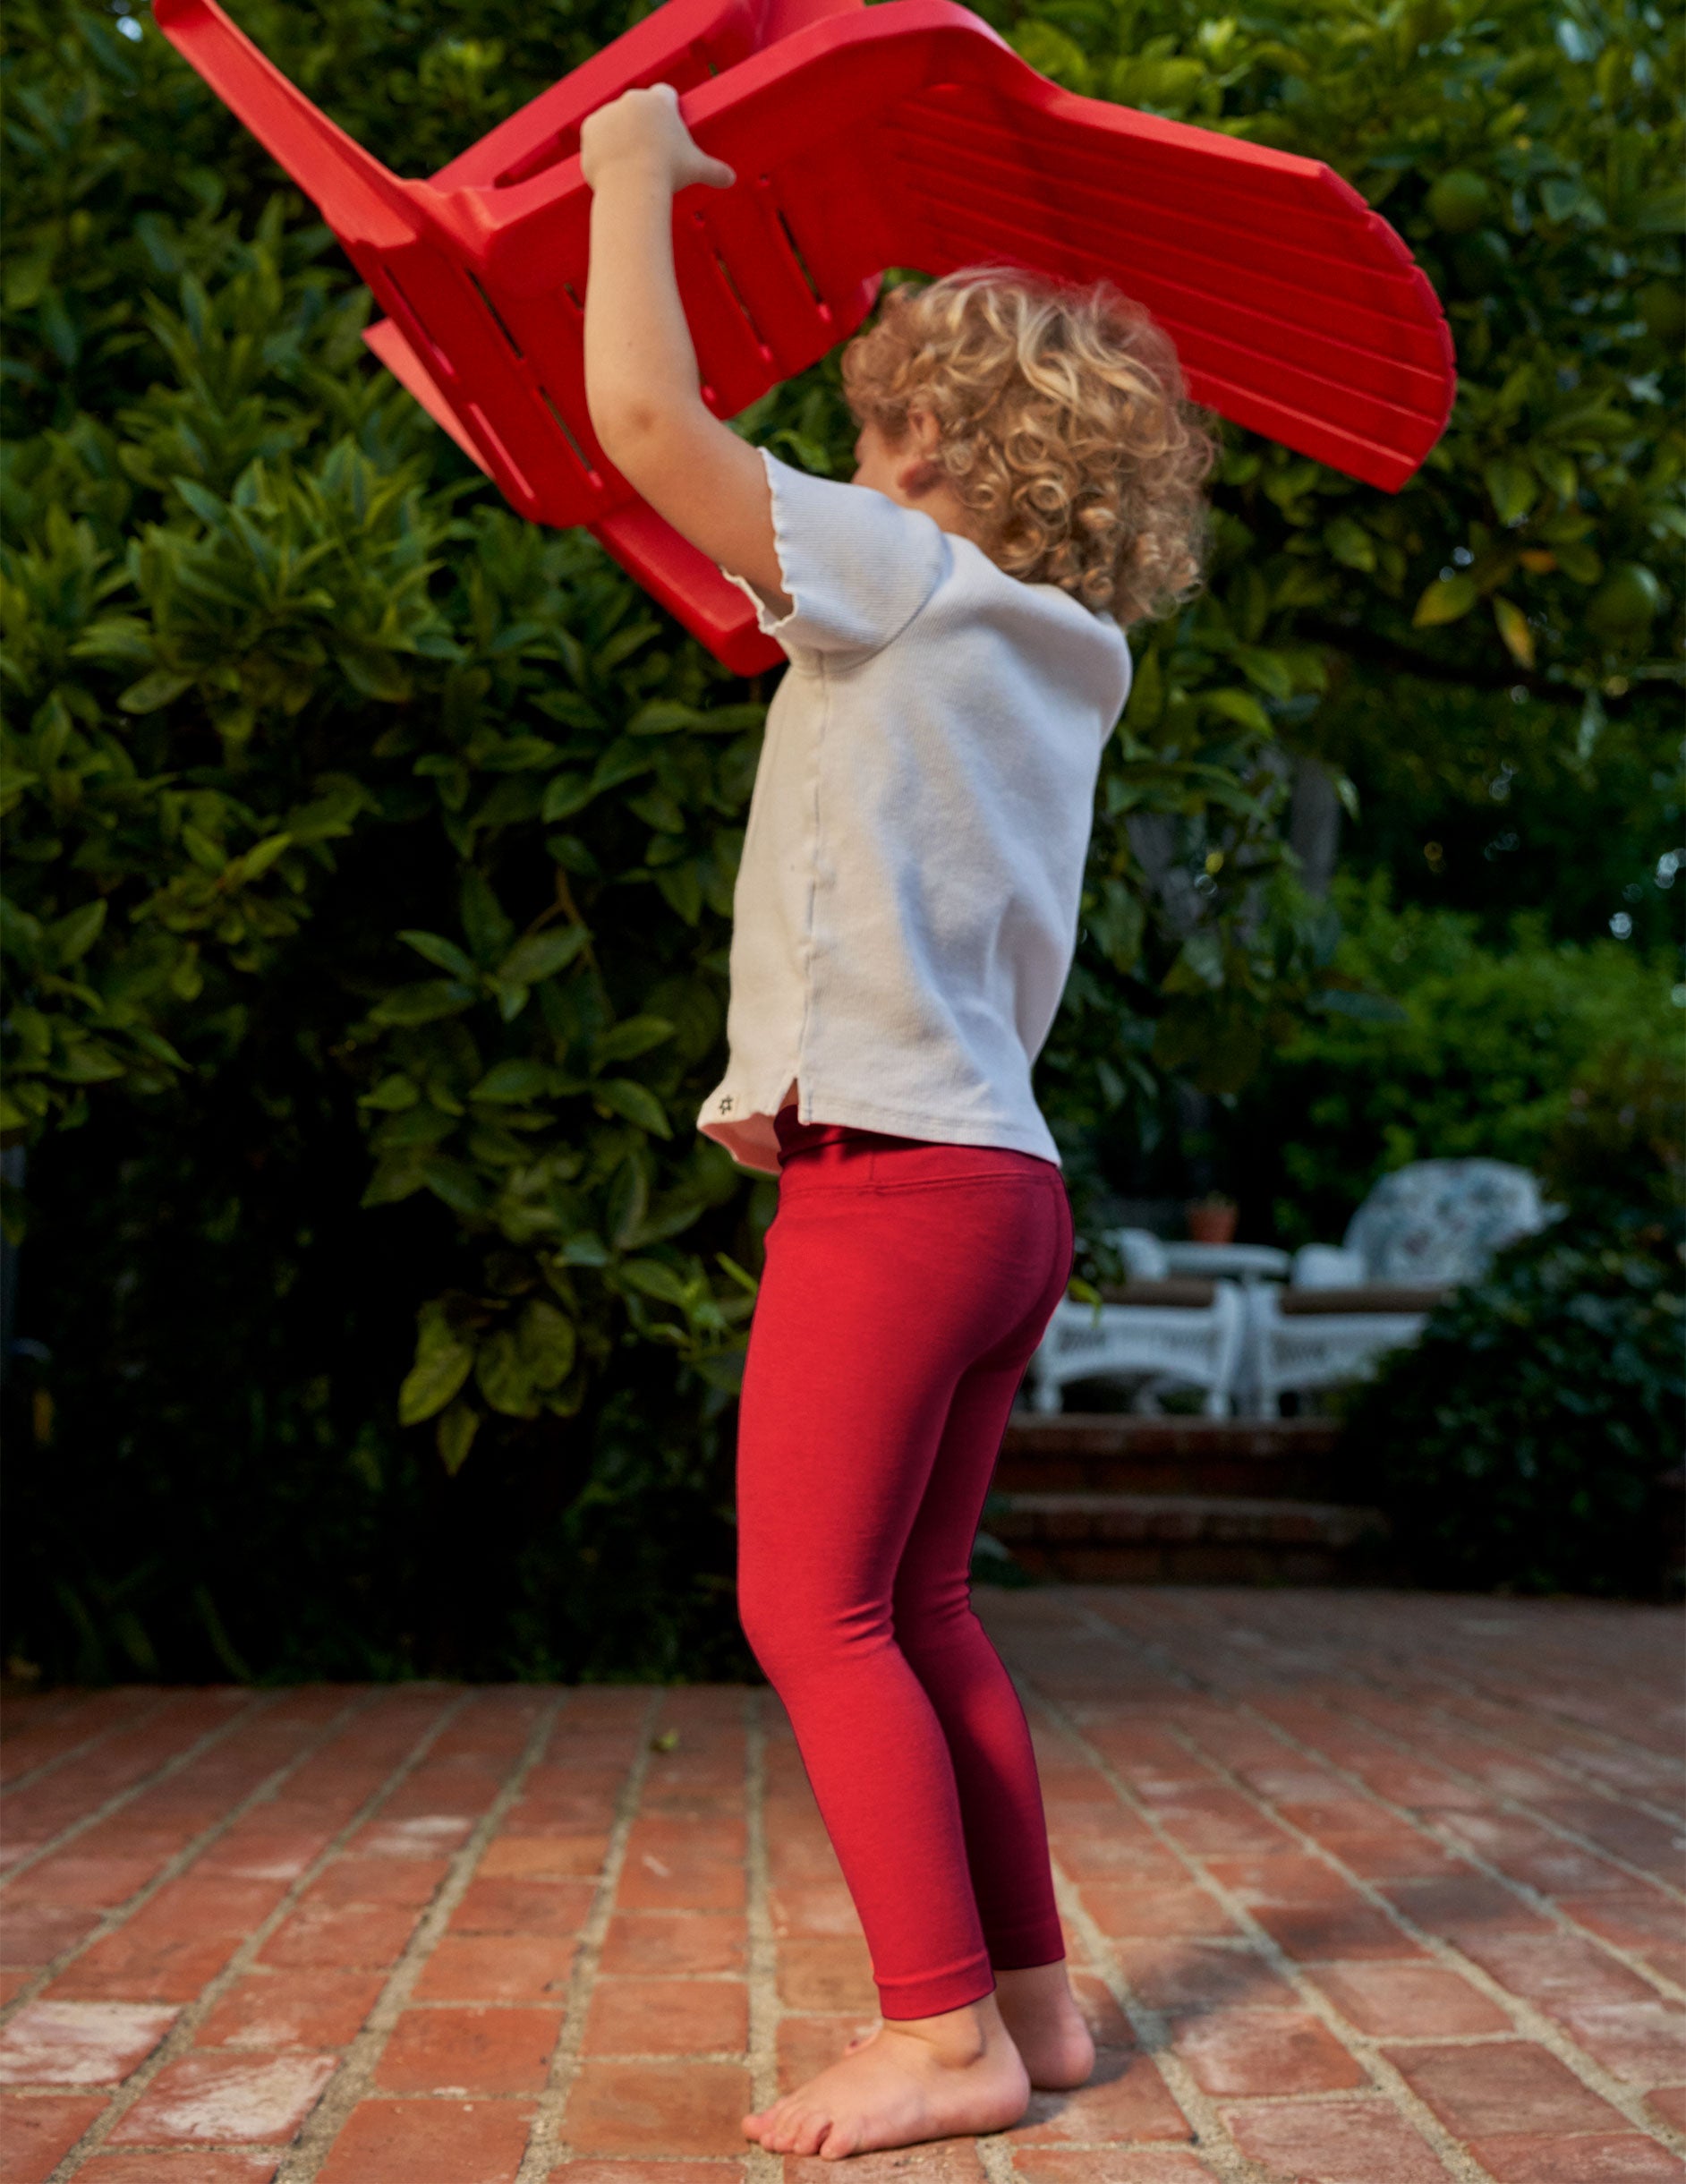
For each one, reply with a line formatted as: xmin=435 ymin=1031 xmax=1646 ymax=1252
xmin=736 ymin=1110 xmax=1073 ymax=2019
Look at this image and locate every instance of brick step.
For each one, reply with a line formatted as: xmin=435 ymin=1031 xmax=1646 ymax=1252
xmin=987 ymin=1486 xmax=1386 ymax=1585
xmin=997 ymin=1412 xmax=1345 ymax=1500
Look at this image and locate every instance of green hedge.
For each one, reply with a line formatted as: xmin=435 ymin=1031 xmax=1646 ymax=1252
xmin=2 ymin=0 xmax=1679 ymax=1677
xmin=1350 ymin=1202 xmax=1683 ymax=1598
xmin=1230 ymin=876 xmax=1677 ymax=1249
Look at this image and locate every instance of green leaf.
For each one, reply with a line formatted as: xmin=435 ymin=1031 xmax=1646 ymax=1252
xmin=436 ymin=1400 xmax=479 ymax=1474
xmin=181 ymin=825 xmax=226 ymax=874
xmin=359 ymin=1073 xmax=420 ymax=1112
xmin=460 ymin=868 xmax=514 ymax=964
xmin=1125 ymin=648 xmax=1164 ymax=728
xmin=398 ymin=1338 xmax=473 ymax=1424
xmin=596 ymin=1078 xmax=671 ymax=1137
xmin=1634 ymin=182 xmax=1686 ymax=234
xmin=1554 ymin=540 xmax=1604 ymax=584
xmin=1233 ymin=646 xmax=1296 ymax=702
xmin=118 ymin=670 xmax=193 ymax=714
xmin=229 ymin=832 xmax=293 ymax=884
xmin=172 ymin=476 xmax=227 ymax=527
xmin=55 ymin=1040 xmax=126 ymax=1084
xmin=627 ymin=700 xmax=705 ymax=736
xmin=517 ymin=1297 xmax=576 ymax=1386
xmin=421 ymin=1156 xmax=493 ymax=1216
xmin=1205 ymin=688 xmax=1273 ymax=734
xmin=1323 ymin=516 xmax=1375 ymax=572
xmin=498 ymin=925 xmax=587 ymax=987
xmin=541 ymin=772 xmax=594 ymax=823
xmin=371 ymin=1103 xmax=456 ymax=1149
xmin=362 ymin=1156 xmax=427 ymax=1207
xmin=46 ymin=900 xmax=106 ymax=968
xmin=1167 ymin=929 xmax=1226 ymax=993
xmin=591 ymin=1015 xmax=674 ymax=1067
xmin=1492 ymin=595 xmax=1536 ymax=670
xmin=370 ymin=979 xmax=475 ymax=1026
xmin=622 ymin=1257 xmax=690 ymax=1305
xmin=475 ymin=1327 xmax=539 ymax=1416
xmin=471 ymin=1059 xmax=553 ymax=1104
xmin=477 ymin=736 xmax=558 ymax=772
xmin=1412 ymin=575 xmax=1479 ymax=627
xmin=1010 ymin=19 xmax=1094 ymax=92
xmin=654 ymin=864 xmax=704 ymax=924
xmin=1484 ymin=459 xmax=1537 ymax=527
xmin=606 ymin=1156 xmax=650 ymax=1249
xmin=399 ymin=929 xmax=478 ymax=980
xmin=587 ymin=738 xmax=656 ymax=798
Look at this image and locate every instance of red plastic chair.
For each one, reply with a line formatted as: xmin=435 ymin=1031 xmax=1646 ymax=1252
xmin=153 ymin=0 xmax=1455 ymax=675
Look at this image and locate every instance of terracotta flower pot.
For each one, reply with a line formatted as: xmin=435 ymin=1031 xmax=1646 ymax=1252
xmin=1186 ymin=1200 xmax=1239 ymax=1245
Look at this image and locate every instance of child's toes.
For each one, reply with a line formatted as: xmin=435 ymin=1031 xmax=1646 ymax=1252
xmin=790 ymin=2108 xmax=834 ymax=2157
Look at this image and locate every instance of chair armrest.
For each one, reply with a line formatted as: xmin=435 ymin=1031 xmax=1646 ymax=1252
xmin=1292 ymin=1244 xmax=1367 ymax=1289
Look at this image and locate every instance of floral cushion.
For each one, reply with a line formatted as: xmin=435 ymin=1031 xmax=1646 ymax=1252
xmin=1343 ymin=1159 xmax=1550 ymax=1287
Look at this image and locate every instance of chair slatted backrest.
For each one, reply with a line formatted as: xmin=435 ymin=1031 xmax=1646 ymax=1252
xmin=155 ymin=0 xmax=1456 ymax=674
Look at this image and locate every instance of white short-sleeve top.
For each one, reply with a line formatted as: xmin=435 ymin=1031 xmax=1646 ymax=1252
xmin=697 ymin=448 xmax=1131 ymax=1175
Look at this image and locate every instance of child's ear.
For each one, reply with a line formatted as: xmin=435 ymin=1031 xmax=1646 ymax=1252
xmin=896 ymin=455 xmax=943 ymax=498
xmin=897 ymin=409 xmax=946 ymax=498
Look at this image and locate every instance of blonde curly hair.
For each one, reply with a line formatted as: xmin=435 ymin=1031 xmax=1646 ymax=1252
xmin=839 ymin=267 xmax=1213 ymax=625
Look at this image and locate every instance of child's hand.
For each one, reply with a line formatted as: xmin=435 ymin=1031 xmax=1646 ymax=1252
xmin=580 ymin=82 xmax=736 ymax=195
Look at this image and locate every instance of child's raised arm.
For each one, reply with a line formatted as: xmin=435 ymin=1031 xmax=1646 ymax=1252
xmin=580 ymin=87 xmax=792 ymax=615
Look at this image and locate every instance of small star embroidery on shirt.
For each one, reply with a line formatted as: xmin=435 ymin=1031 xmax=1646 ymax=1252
xmin=719 ymin=1096 xmax=734 ymax=1113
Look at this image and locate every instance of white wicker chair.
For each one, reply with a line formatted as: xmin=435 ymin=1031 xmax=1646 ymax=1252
xmin=1026 ymin=1230 xmax=1247 ymax=1417
xmin=1245 ymin=1159 xmax=1552 ymax=1415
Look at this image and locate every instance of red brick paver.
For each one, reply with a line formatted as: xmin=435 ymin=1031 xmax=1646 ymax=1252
xmin=0 ymin=1589 xmax=1679 ymax=2180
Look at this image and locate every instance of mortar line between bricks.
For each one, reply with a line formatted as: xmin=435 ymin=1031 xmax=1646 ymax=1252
xmin=1045 ymin=1868 xmax=1258 ymax=2184
xmin=1061 ymin=1600 xmax=1686 ymax=2160
xmin=2 ymin=1690 xmax=368 ymax=2036
xmin=1019 ymin=1668 xmax=1496 ymax=2184
xmin=972 ymin=2120 xmax=1018 ymax=2184
xmin=744 ymin=1685 xmax=782 ymax=2180
xmin=1196 ymin=1693 xmax=1686 ymax=2156
xmin=269 ymin=1688 xmax=565 ymax=2184
xmin=0 ymin=1691 xmax=279 ymax=1898
xmin=1010 ymin=1685 xmax=1270 ymax=2184
xmin=1352 ymin=1677 xmax=1684 ymax=1835
xmin=512 ymin=1688 xmax=663 ymax=2183
xmin=1180 ymin=1607 xmax=1686 ymax=1829
xmin=1359 ymin=1731 xmax=1683 ymax=1897
xmin=1073 ymin=1601 xmax=1686 ymax=1959
xmin=34 ymin=1686 xmax=390 ymax=2177
xmin=0 ymin=1693 xmax=175 ymax=1804
xmin=1339 ymin=1640 xmax=1686 ymax=1820
xmin=1306 ymin=1668 xmax=1686 ymax=1867
xmin=1259 ymin=1687 xmax=1686 ymax=1963
xmin=1417 ymin=1693 xmax=1684 ymax=1830
xmin=1404 ymin=1657 xmax=1684 ymax=1767
xmin=1078 ymin=1590 xmax=1686 ymax=1755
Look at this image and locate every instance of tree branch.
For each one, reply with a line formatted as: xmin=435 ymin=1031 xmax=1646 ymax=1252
xmin=1300 ymin=619 xmax=1585 ymax=706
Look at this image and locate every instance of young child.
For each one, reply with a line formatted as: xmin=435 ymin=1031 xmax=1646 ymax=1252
xmin=581 ymin=84 xmax=1210 ymax=2159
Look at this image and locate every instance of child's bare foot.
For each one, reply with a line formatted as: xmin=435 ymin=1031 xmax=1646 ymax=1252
xmin=993 ymin=1961 xmax=1095 ymax=2089
xmin=742 ymin=1993 xmax=1029 ymax=2159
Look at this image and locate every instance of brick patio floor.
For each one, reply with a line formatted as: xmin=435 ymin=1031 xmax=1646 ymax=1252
xmin=0 ymin=1587 xmax=1682 ymax=2183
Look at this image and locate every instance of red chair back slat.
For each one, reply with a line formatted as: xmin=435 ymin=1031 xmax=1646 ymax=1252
xmin=154 ymin=0 xmax=1455 ymax=675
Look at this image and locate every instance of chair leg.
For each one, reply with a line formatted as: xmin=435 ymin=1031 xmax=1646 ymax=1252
xmin=1027 ymin=1372 xmax=1063 ymax=1414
